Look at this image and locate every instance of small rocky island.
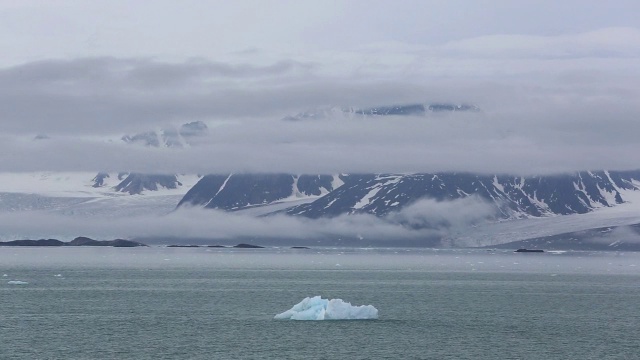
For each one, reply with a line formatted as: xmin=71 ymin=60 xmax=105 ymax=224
xmin=514 ymin=248 xmax=544 ymax=253
xmin=0 ymin=236 xmax=147 ymax=247
xmin=166 ymin=243 xmax=266 ymax=248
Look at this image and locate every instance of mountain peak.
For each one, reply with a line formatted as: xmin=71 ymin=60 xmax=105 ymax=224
xmin=121 ymin=121 xmax=209 ymax=148
xmin=283 ymin=102 xmax=479 ymax=121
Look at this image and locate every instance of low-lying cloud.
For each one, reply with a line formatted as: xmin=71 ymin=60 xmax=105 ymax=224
xmin=2 ymin=102 xmax=639 ymax=175
xmin=0 ymin=197 xmax=495 ymax=246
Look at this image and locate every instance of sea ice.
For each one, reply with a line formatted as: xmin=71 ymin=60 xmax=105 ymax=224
xmin=8 ymin=280 xmax=28 ymax=285
xmin=274 ymin=296 xmax=378 ymax=320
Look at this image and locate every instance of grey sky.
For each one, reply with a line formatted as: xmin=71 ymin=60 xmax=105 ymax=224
xmin=2 ymin=0 xmax=639 ymax=65
xmin=1 ymin=1 xmax=640 ymax=175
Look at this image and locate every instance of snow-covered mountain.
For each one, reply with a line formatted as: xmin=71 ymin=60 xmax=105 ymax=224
xmin=86 ymin=121 xmax=209 ymax=195
xmin=170 ymin=170 xmax=640 ymax=248
xmin=0 ymin=172 xmax=200 ymax=197
xmin=286 ymin=171 xmax=640 ymax=219
xmin=3 ymin=170 xmax=640 ymax=247
xmin=177 ymin=171 xmax=640 ymax=220
xmin=0 ymin=172 xmax=200 ymax=217
xmin=0 ymin=121 xmax=208 ymax=224
xmin=282 ymin=102 xmax=479 ymax=121
xmin=3 ymin=107 xmax=640 ymax=247
xmin=177 ymin=174 xmax=343 ymax=211
xmin=121 ymin=120 xmax=208 ymax=148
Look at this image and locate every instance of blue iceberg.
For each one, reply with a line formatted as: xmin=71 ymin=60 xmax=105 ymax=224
xmin=274 ymin=296 xmax=378 ymax=320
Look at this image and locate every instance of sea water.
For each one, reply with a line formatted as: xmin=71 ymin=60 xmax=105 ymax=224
xmin=1 ymin=247 xmax=639 ymax=359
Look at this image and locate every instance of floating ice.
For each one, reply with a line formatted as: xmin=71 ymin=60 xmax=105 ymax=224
xmin=8 ymin=280 xmax=28 ymax=285
xmin=274 ymin=296 xmax=378 ymax=320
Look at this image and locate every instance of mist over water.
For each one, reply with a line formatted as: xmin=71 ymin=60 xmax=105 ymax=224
xmin=1 ymin=247 xmax=639 ymax=359
xmin=1 ymin=247 xmax=639 ymax=274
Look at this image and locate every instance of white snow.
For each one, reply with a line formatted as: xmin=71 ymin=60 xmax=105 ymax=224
xmin=232 ymin=197 xmax=318 ymax=216
xmin=353 ymin=176 xmax=402 ymax=210
xmin=0 ymin=172 xmax=114 ymax=197
xmin=597 ymin=184 xmax=618 ymax=206
xmin=274 ymin=296 xmax=378 ymax=320
xmin=331 ymin=174 xmax=345 ymax=191
xmin=353 ymin=187 xmax=382 ymax=210
xmin=214 ymin=174 xmax=232 ymax=198
xmin=492 ymin=176 xmax=504 ymax=194
xmin=456 ymin=185 xmax=640 ymax=246
xmin=277 ymin=175 xmax=340 ymax=204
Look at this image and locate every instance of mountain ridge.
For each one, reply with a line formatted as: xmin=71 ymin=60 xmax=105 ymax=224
xmin=178 ymin=170 xmax=640 ymax=221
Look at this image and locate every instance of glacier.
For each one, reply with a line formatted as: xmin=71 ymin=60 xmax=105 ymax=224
xmin=274 ymin=296 xmax=378 ymax=320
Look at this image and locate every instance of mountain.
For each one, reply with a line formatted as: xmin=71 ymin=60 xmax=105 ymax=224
xmin=177 ymin=171 xmax=640 ymax=221
xmin=0 ymin=121 xmax=209 ymax=231
xmin=0 ymin=172 xmax=200 ymax=223
xmin=113 ymin=174 xmax=184 ymax=195
xmin=357 ymin=103 xmax=479 ymax=116
xmin=177 ymin=174 xmax=342 ymax=210
xmin=3 ymin=107 xmax=640 ymax=247
xmin=86 ymin=172 xmax=192 ymax=195
xmin=282 ymin=103 xmax=479 ymax=121
xmin=285 ymin=171 xmax=640 ymax=219
xmin=121 ymin=121 xmax=208 ymax=148
xmin=89 ymin=121 xmax=210 ymax=195
xmin=2 ymin=169 xmax=640 ymax=247
xmin=171 ymin=171 xmax=640 ymax=247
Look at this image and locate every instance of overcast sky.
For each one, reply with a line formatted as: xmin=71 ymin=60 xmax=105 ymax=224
xmin=2 ymin=0 xmax=640 ymax=175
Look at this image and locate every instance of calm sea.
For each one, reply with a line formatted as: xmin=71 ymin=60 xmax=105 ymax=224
xmin=1 ymin=247 xmax=639 ymax=359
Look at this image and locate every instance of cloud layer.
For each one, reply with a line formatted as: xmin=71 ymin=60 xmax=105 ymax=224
xmin=1 ymin=23 xmax=639 ymax=175
xmin=0 ymin=197 xmax=495 ymax=246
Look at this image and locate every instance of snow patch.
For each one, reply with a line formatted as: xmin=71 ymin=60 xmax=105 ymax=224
xmin=492 ymin=176 xmax=504 ymax=194
xmin=597 ymin=185 xmax=617 ymax=206
xmin=353 ymin=187 xmax=382 ymax=210
xmin=331 ymin=174 xmax=345 ymax=191
xmin=353 ymin=176 xmax=402 ymax=210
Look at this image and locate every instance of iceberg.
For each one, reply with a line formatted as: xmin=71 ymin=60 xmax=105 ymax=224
xmin=274 ymin=296 xmax=378 ymax=320
xmin=7 ymin=280 xmax=28 ymax=285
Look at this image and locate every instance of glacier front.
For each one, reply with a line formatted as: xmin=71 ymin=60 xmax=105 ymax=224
xmin=274 ymin=296 xmax=378 ymax=320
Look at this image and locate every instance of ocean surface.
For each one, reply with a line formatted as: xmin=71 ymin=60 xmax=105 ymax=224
xmin=1 ymin=247 xmax=639 ymax=359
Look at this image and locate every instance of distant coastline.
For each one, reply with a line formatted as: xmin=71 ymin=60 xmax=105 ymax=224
xmin=0 ymin=237 xmax=146 ymax=247
xmin=167 ymin=243 xmax=265 ymax=249
xmin=0 ymin=238 xmax=280 ymax=249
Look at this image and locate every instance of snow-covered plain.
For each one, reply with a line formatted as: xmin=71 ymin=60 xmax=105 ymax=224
xmin=0 ymin=172 xmax=199 ymax=238
xmin=0 ymin=172 xmax=200 ymax=198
